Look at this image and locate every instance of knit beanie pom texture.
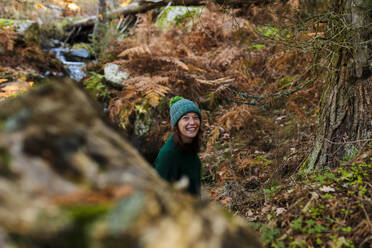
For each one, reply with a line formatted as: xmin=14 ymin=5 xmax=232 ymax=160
xmin=169 ymin=96 xmax=184 ymax=108
xmin=169 ymin=96 xmax=201 ymax=127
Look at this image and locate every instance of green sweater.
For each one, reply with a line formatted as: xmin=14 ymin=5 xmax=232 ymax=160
xmin=155 ymin=134 xmax=201 ymax=196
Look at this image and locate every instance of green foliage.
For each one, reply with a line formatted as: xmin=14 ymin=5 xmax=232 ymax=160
xmin=248 ymin=44 xmax=265 ymax=50
xmin=249 ymin=222 xmax=283 ymax=246
xmin=254 ymin=158 xmax=371 ymax=247
xmin=255 ymin=155 xmax=272 ymax=166
xmin=278 ymin=77 xmax=293 ymax=89
xmin=83 ymin=72 xmax=109 ymax=101
xmin=255 ymin=26 xmax=280 ymax=38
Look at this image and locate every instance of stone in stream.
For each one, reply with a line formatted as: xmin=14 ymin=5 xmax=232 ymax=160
xmin=69 ymin=48 xmax=90 ymax=59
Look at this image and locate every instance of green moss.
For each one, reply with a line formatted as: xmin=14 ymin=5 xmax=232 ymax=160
xmin=62 ymin=204 xmax=111 ymax=247
xmin=55 ymin=19 xmax=73 ymax=31
xmin=72 ymin=43 xmax=94 ymax=55
xmin=0 ymin=18 xmax=15 ymax=27
xmin=156 ymin=6 xmax=203 ymax=30
xmin=66 ymin=204 xmax=110 ymax=222
xmin=0 ymin=148 xmax=12 ymax=176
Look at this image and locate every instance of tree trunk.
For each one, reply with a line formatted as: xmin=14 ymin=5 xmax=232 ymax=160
xmin=304 ymin=0 xmax=372 ymax=171
xmin=0 ymin=78 xmax=261 ymax=248
xmin=93 ymin=0 xmax=107 ymax=39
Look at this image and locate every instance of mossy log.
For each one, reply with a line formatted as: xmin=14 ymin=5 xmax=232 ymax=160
xmin=0 ymin=78 xmax=261 ymax=248
xmin=66 ymin=0 xmax=202 ymax=29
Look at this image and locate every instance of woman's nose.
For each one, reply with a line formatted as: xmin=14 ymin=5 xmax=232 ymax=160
xmin=189 ymin=118 xmax=196 ymax=125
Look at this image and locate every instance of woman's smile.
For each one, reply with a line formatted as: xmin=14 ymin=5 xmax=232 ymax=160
xmin=178 ymin=112 xmax=200 ymax=143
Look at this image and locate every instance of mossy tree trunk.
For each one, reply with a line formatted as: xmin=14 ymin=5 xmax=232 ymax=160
xmin=304 ymin=0 xmax=372 ymax=171
xmin=93 ymin=0 xmax=107 ymax=39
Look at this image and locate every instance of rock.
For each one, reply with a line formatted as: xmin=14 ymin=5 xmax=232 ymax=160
xmin=133 ymin=103 xmax=153 ymax=137
xmin=0 ymin=78 xmax=262 ymax=248
xmin=69 ymin=48 xmax=90 ymax=59
xmin=0 ymin=19 xmax=41 ymax=44
xmin=155 ymin=6 xmax=203 ymax=30
xmin=16 ymin=21 xmax=41 ymax=44
xmin=104 ymin=63 xmax=130 ymax=86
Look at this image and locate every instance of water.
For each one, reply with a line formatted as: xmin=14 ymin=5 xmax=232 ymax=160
xmin=50 ymin=47 xmax=86 ymax=82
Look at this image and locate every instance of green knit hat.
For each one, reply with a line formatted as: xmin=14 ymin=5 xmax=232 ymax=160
xmin=169 ymin=96 xmax=201 ymax=128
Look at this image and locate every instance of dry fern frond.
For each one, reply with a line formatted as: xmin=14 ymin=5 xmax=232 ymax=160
xmin=109 ymin=75 xmax=171 ymax=125
xmin=206 ymin=127 xmax=221 ymax=151
xmin=218 ymin=104 xmax=253 ymax=132
xmin=118 ymin=46 xmax=152 ymax=58
xmin=211 ymin=47 xmax=243 ymax=71
xmin=0 ymin=28 xmax=17 ymax=52
xmin=157 ymin=56 xmax=189 ymax=71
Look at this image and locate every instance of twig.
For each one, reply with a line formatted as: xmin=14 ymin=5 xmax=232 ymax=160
xmin=64 ymin=26 xmax=76 ymax=43
xmin=227 ymin=79 xmax=315 ymax=105
xmin=358 ymin=199 xmax=372 ymax=237
xmin=324 ymin=138 xmax=372 ymax=145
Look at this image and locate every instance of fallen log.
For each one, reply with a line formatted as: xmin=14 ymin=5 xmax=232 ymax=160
xmin=0 ymin=78 xmax=262 ymax=248
xmin=65 ymin=0 xmax=202 ymax=29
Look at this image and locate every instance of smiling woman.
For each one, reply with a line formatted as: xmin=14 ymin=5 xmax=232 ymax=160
xmin=155 ymin=96 xmax=202 ymax=196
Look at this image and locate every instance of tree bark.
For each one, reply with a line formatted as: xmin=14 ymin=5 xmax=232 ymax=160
xmin=304 ymin=0 xmax=372 ymax=171
xmin=93 ymin=0 xmax=107 ymax=39
xmin=0 ymin=78 xmax=261 ymax=248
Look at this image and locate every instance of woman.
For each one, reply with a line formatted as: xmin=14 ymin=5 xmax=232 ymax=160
xmin=155 ymin=96 xmax=202 ymax=196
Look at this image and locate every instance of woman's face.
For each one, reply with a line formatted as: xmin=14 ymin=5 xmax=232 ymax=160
xmin=177 ymin=112 xmax=200 ymax=143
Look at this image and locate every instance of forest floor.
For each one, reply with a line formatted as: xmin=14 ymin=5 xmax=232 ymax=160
xmin=1 ymin=0 xmax=371 ymax=247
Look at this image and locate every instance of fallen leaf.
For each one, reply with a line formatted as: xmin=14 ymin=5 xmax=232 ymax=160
xmin=319 ymin=185 xmax=335 ymax=192
xmin=275 ymin=207 xmax=287 ymax=216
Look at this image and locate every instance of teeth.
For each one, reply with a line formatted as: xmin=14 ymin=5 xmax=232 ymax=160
xmin=186 ymin=128 xmax=196 ymax=131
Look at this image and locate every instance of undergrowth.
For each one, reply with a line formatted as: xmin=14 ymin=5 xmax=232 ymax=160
xmin=247 ymin=157 xmax=372 ymax=247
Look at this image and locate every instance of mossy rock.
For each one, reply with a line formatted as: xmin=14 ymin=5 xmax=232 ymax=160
xmin=155 ymin=6 xmax=203 ymax=31
xmin=0 ymin=19 xmax=41 ymax=44
xmin=0 ymin=18 xmax=15 ymax=27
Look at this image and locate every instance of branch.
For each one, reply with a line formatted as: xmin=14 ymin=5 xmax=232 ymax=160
xmin=65 ymin=0 xmax=202 ymax=29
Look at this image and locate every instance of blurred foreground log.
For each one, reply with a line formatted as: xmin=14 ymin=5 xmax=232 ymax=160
xmin=0 ymin=78 xmax=261 ymax=248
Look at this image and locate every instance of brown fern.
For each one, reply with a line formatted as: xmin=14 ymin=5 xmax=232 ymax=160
xmin=118 ymin=46 xmax=152 ymax=58
xmin=218 ymin=104 xmax=253 ymax=132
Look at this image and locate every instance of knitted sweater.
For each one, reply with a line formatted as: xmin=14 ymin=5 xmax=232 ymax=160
xmin=155 ymin=134 xmax=201 ymax=196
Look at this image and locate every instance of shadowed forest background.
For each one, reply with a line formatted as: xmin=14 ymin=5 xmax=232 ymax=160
xmin=0 ymin=0 xmax=371 ymax=247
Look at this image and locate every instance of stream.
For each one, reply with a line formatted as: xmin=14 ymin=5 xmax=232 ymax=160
xmin=50 ymin=46 xmax=90 ymax=82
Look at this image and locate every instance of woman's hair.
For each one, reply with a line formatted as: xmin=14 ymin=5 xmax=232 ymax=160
xmin=173 ymin=124 xmax=201 ymax=153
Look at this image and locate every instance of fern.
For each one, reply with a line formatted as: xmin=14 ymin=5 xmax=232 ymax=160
xmin=218 ymin=105 xmax=253 ymax=132
xmin=118 ymin=46 xmax=151 ymax=58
